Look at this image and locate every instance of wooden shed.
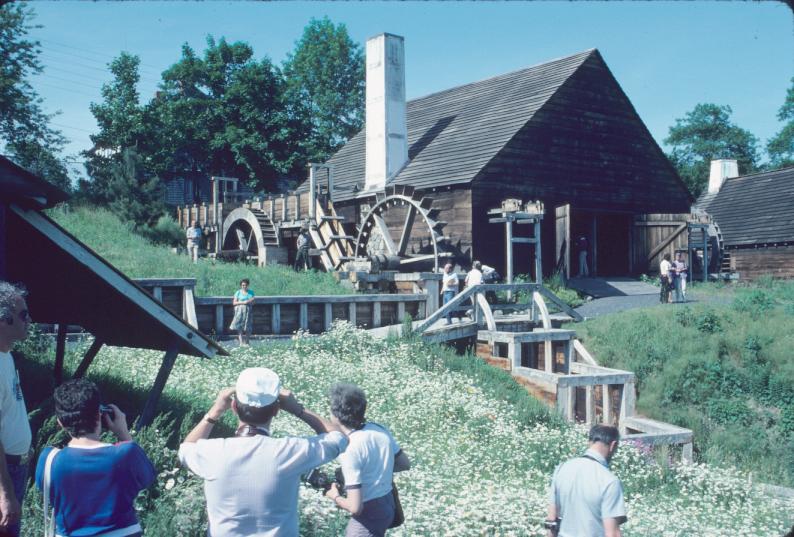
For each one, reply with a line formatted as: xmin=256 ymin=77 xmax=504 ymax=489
xmin=305 ymin=47 xmax=692 ymax=278
xmin=0 ymin=155 xmax=227 ymax=426
xmin=694 ymin=165 xmax=794 ymax=280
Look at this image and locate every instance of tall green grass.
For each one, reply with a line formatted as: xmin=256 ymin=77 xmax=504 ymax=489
xmin=48 ymin=206 xmax=346 ymax=296
xmin=576 ymin=280 xmax=794 ymax=487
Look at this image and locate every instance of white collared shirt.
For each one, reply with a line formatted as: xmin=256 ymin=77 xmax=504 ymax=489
xmin=0 ymin=351 xmax=31 ymax=455
xmin=178 ymin=431 xmax=348 ymax=537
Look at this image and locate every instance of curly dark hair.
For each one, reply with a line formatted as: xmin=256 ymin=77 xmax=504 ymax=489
xmin=329 ymin=383 xmax=367 ymax=430
xmin=54 ymin=379 xmax=102 ymax=438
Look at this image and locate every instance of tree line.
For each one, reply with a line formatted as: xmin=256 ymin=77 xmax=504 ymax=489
xmin=2 ymin=2 xmax=793 ymax=231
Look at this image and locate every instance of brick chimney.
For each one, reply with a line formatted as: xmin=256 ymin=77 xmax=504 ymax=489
xmin=707 ymin=159 xmax=739 ymax=193
xmin=364 ymin=33 xmax=408 ymax=192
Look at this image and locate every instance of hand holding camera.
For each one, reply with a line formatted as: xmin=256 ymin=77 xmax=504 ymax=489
xmin=101 ymin=403 xmax=131 ymax=441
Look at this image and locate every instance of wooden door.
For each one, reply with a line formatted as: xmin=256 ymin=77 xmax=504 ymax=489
xmin=555 ymin=204 xmax=570 ymax=278
xmin=633 ymin=213 xmax=691 ymax=274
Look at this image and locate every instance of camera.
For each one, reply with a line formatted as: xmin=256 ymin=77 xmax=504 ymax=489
xmin=100 ymin=404 xmax=115 ymax=421
xmin=543 ymin=518 xmax=561 ymax=535
xmin=303 ymin=467 xmax=345 ymax=493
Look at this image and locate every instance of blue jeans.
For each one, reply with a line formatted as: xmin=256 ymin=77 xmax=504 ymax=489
xmin=2 ymin=461 xmax=28 ymax=537
xmin=443 ymin=290 xmax=456 ymax=323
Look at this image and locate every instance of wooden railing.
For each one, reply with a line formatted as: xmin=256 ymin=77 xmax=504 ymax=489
xmin=194 ymin=293 xmax=428 ymax=337
xmin=177 ymin=191 xmax=315 ymax=230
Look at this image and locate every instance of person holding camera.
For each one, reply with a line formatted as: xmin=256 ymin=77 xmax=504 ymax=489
xmin=545 ymin=424 xmax=626 ymax=537
xmin=34 ymin=379 xmax=155 ymax=537
xmin=178 ymin=368 xmax=348 ymax=537
xmin=324 ymin=383 xmax=411 ymax=537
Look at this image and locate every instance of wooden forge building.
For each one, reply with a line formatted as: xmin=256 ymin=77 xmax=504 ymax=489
xmin=304 ymin=37 xmax=692 ymax=278
xmin=695 ymin=164 xmax=794 ymax=280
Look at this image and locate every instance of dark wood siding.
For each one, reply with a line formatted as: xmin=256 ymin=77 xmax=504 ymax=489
xmin=731 ymin=247 xmax=794 ymax=280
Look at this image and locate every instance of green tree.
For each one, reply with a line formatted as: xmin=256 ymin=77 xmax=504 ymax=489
xmin=665 ymin=103 xmax=760 ymax=197
xmin=283 ymin=17 xmax=364 ymax=164
xmin=81 ymin=52 xmax=146 ymax=202
xmin=106 ymin=147 xmax=164 ymax=228
xmin=0 ymin=2 xmax=70 ymax=190
xmin=146 ymin=36 xmax=298 ymax=192
xmin=767 ymin=77 xmax=794 ymax=169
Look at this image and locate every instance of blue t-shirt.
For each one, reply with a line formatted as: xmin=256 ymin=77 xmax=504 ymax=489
xmin=35 ymin=442 xmax=155 ymax=537
xmin=234 ymin=289 xmax=254 ymax=302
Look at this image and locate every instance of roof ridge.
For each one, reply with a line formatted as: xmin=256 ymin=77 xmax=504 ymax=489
xmin=408 ymin=48 xmax=598 ymax=105
xmin=722 ymin=164 xmax=794 ymax=183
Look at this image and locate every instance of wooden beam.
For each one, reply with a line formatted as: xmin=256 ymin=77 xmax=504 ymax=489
xmin=271 ymin=304 xmax=281 ymax=334
xmin=505 ymin=219 xmax=513 ymax=301
xmin=152 ymin=286 xmax=163 ymax=302
xmin=54 ymin=322 xmax=67 ymax=385
xmin=215 ymin=304 xmax=224 ymax=337
xmin=372 ymin=214 xmax=398 ymax=255
xmin=299 ymin=303 xmax=308 ymax=330
xmin=397 ymin=205 xmax=416 ymax=256
xmin=348 ymin=302 xmax=357 ymax=326
xmin=372 ymin=302 xmax=381 ymax=328
xmin=183 ymin=287 xmax=198 ymax=329
xmin=602 ymin=384 xmax=611 ymax=425
xmin=557 ymin=373 xmax=635 ymax=388
xmin=647 ymin=223 xmax=687 ymax=262
xmin=397 ymin=301 xmax=406 ymax=321
xmin=72 ymin=337 xmax=104 ymax=379
xmin=324 ymin=303 xmax=333 ymax=331
xmin=585 ymin=385 xmax=595 ymax=425
xmin=137 ymin=342 xmax=179 ymax=429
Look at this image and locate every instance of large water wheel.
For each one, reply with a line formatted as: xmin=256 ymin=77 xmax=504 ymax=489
xmin=354 ymin=185 xmax=453 ymax=272
xmin=221 ymin=208 xmax=280 ymax=266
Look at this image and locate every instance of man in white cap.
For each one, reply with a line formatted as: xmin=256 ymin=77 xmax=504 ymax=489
xmin=178 ymin=368 xmax=348 ymax=537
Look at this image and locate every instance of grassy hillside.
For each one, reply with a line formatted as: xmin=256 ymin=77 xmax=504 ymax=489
xmin=48 ymin=206 xmax=346 ymax=296
xmin=577 ymin=279 xmax=794 ymax=487
xmin=17 ymin=326 xmax=794 ymax=536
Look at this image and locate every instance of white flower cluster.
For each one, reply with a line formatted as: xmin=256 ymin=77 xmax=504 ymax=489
xmin=84 ymin=323 xmax=794 ymax=536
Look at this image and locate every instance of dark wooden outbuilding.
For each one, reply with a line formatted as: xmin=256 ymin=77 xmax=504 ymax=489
xmin=695 ymin=165 xmax=794 ymax=280
xmin=0 ymin=155 xmax=226 ymax=426
xmin=310 ymin=49 xmax=692 ymax=278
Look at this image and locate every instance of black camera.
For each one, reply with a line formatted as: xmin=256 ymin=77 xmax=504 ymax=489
xmin=100 ymin=404 xmax=115 ymax=421
xmin=543 ymin=518 xmax=561 ymax=535
xmin=303 ymin=467 xmax=345 ymax=493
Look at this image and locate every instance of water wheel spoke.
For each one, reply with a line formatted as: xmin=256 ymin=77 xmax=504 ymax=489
xmin=372 ymin=214 xmax=398 ymax=256
xmin=397 ymin=205 xmax=417 ymax=256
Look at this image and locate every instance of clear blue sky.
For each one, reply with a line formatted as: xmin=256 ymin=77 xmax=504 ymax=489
xmin=27 ymin=1 xmax=793 ymax=176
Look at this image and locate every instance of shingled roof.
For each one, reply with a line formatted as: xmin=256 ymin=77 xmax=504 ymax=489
xmin=696 ymin=166 xmax=794 ymax=247
xmin=312 ymin=49 xmax=597 ymax=201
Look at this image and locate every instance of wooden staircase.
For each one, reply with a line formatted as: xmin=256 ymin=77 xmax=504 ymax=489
xmin=251 ymin=209 xmax=279 ymax=247
xmin=308 ymin=199 xmax=356 ymax=271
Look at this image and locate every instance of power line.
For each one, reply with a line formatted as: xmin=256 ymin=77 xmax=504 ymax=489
xmin=35 ymin=73 xmax=105 ymax=91
xmin=33 ymin=81 xmax=101 ymax=98
xmin=50 ymin=122 xmax=95 ymax=134
xmin=40 ymin=46 xmax=162 ymax=80
xmin=38 ymin=38 xmax=163 ymax=72
xmin=39 ymin=54 xmax=161 ymax=85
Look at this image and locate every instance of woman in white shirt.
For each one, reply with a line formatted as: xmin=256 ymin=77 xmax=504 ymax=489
xmin=325 ymin=384 xmax=411 ymax=536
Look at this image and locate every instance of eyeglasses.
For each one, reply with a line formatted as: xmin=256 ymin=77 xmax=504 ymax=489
xmin=17 ymin=309 xmax=31 ymax=322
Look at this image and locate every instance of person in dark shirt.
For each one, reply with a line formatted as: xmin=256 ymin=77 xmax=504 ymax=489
xmin=35 ymin=379 xmax=155 ymax=537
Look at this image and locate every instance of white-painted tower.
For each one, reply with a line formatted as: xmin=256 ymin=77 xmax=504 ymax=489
xmin=364 ymin=33 xmax=408 ymax=191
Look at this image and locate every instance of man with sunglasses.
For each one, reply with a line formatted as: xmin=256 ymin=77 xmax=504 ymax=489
xmin=0 ymin=282 xmax=32 ymax=537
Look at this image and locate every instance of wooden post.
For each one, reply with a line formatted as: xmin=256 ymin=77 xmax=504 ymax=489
xmin=544 ymin=340 xmax=553 ymax=373
xmin=73 ymin=337 xmax=104 ymax=379
xmin=54 ymin=323 xmax=67 ymax=385
xmin=682 ymin=442 xmax=694 ymax=464
xmin=215 ymin=305 xmax=224 ymax=337
xmin=137 ymin=342 xmax=180 ymax=429
xmin=152 ymin=286 xmax=163 ymax=302
xmin=563 ymin=340 xmax=573 ymax=374
xmin=269 ymin=197 xmax=275 ymax=222
xmin=507 ymin=340 xmax=520 ymax=370
xmin=348 ymin=302 xmax=357 ymax=326
xmin=702 ymin=229 xmax=708 ymax=283
xmin=281 ymin=195 xmax=287 ymax=222
xmin=506 ymin=218 xmax=513 ymax=300
xmin=423 ymin=278 xmax=440 ymax=313
xmin=602 ymin=384 xmax=611 ymax=425
xmin=299 ymin=303 xmax=308 ymax=330
xmin=534 ymin=220 xmax=543 ymax=283
xmin=294 ymin=193 xmax=300 ymax=220
xmin=417 ymin=299 xmax=426 ymax=319
xmin=309 ymin=165 xmax=317 ymax=221
xmin=373 ymin=302 xmax=381 ymax=328
xmin=324 ymin=303 xmax=333 ymax=331
xmin=592 ymin=214 xmax=598 ymax=277
xmin=585 ymin=385 xmax=595 ymax=425
xmin=619 ymin=381 xmax=636 ymax=435
xmin=557 ymin=386 xmax=574 ymax=421
xmin=397 ymin=301 xmax=406 ymax=322
xmin=271 ymin=304 xmax=281 ymax=334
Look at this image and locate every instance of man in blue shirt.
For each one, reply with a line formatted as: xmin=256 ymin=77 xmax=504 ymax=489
xmin=546 ymin=425 xmax=627 ymax=537
xmin=35 ymin=379 xmax=155 ymax=537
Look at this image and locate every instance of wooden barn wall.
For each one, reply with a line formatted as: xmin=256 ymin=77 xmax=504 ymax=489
xmin=731 ymin=247 xmax=794 ymax=280
xmin=632 ymin=214 xmax=691 ymax=275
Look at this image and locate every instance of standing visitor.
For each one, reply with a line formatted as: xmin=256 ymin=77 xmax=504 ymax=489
xmin=576 ymin=235 xmax=589 ymax=277
xmin=294 ymin=227 xmax=311 ymax=271
xmin=230 ymin=279 xmax=255 ymax=346
xmin=0 ymin=282 xmax=32 ymax=537
xmin=441 ymin=263 xmax=458 ymax=324
xmin=179 ymin=368 xmax=348 ymax=537
xmin=464 ymin=261 xmax=484 ymax=317
xmin=35 ymin=379 xmax=155 ymax=537
xmin=659 ymin=253 xmax=673 ymax=304
xmin=324 ymin=383 xmax=411 ymax=537
xmin=186 ymin=220 xmax=202 ymax=263
xmin=545 ymin=425 xmax=627 ymax=537
xmin=673 ymin=252 xmax=688 ymax=303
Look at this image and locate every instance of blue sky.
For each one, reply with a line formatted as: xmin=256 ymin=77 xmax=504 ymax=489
xmin=27 ymin=2 xmax=793 ymax=175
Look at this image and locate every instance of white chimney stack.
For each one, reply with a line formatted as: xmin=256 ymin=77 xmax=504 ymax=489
xmin=364 ymin=33 xmax=408 ymax=192
xmin=708 ymin=159 xmax=738 ymax=193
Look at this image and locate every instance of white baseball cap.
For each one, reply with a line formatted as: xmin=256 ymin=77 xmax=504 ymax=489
xmin=235 ymin=368 xmax=281 ymax=407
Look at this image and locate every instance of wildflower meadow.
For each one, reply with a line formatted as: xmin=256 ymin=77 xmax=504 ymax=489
xmin=20 ymin=323 xmax=794 ymax=536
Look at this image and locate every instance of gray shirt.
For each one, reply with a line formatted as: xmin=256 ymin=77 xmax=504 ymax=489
xmin=548 ymin=448 xmax=626 ymax=537
xmin=179 ymin=431 xmax=348 ymax=537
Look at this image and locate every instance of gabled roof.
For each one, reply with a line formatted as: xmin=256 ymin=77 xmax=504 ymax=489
xmin=311 ymin=49 xmax=597 ymax=201
xmin=0 ymin=155 xmax=70 ymax=209
xmin=695 ymin=166 xmax=794 ymax=247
